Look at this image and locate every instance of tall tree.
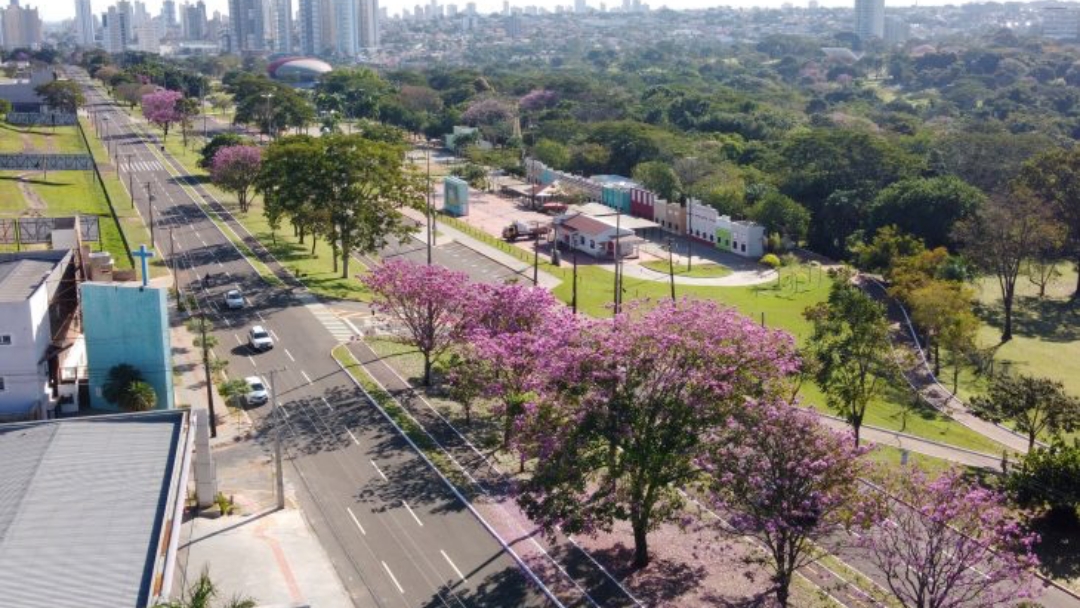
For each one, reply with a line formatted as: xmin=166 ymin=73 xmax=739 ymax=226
xmin=701 ymin=399 xmax=868 ymax=607
xmin=868 ymin=176 xmax=984 ymax=249
xmin=210 ymin=145 xmax=262 ymax=213
xmin=632 ymin=160 xmax=682 ymax=201
xmin=141 ymin=89 xmax=184 ymax=142
xmin=953 ymin=189 xmax=1058 ymax=341
xmin=363 ymin=260 xmax=474 ymax=386
xmin=749 ymin=191 xmax=811 ymax=244
xmin=971 ymin=374 xmax=1080 ymax=452
xmin=804 ymin=274 xmax=895 ymax=445
xmin=255 ymin=135 xmax=326 ymax=248
xmin=509 ymin=299 xmax=800 ymax=568
xmin=1016 ymin=147 xmax=1080 ymax=298
xmin=907 ymin=279 xmax=975 ymax=378
xmin=35 ymin=80 xmax=85 ymax=113
xmin=1008 ymin=441 xmax=1080 ymax=515
xmin=199 ymin=132 xmax=249 ymax=169
xmin=861 ymin=468 xmax=1039 ymax=608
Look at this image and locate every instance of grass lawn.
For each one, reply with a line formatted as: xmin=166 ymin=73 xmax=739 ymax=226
xmin=0 ymin=123 xmax=86 ymax=154
xmin=639 ymin=258 xmax=732 ymax=278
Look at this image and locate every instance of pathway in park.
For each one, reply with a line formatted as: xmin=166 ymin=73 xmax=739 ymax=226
xmin=859 ymin=277 xmax=1035 ymax=455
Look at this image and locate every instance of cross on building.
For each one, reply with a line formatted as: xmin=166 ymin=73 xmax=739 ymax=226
xmin=132 ymin=244 xmax=155 ymax=287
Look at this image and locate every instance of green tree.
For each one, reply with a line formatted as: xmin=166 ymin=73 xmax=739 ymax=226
xmin=868 ymin=176 xmax=984 ymax=249
xmin=0 ymin=98 xmax=13 ymax=117
xmin=749 ymin=191 xmax=810 ymax=243
xmin=532 ymin=138 xmax=570 ymax=170
xmin=971 ymin=375 xmax=1080 ymax=452
xmin=1016 ymin=147 xmax=1080 ymax=299
xmin=199 ymin=133 xmax=249 ymax=169
xmin=256 ymin=135 xmax=328 ymax=249
xmin=850 ymin=225 xmax=926 ymax=273
xmin=907 ymin=280 xmax=976 ymax=378
xmin=1008 ymin=441 xmax=1080 ymax=515
xmin=177 ymin=96 xmax=200 ymax=148
xmin=804 ymin=274 xmax=896 ymax=445
xmin=122 ymin=380 xmax=158 ymax=412
xmin=103 ymin=364 xmax=143 ymax=406
xmin=314 ymin=68 xmax=390 ymax=121
xmin=35 ymin=80 xmax=85 ymax=113
xmin=953 ymin=190 xmax=1059 ymax=341
xmin=632 ymin=160 xmax=682 ymax=201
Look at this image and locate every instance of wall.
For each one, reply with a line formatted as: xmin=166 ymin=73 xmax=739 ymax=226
xmin=443 ymin=176 xmax=470 ymax=217
xmin=82 ymin=283 xmax=174 ymax=411
xmin=0 ymin=290 xmax=50 ymax=417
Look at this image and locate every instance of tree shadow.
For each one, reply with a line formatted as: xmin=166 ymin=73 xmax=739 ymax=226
xmin=1030 ymin=508 xmax=1080 ymax=582
xmin=974 ymin=296 xmax=1080 ymax=343
xmin=0 ymin=175 xmax=72 ymax=187
xmin=420 ymin=559 xmax=547 ymax=608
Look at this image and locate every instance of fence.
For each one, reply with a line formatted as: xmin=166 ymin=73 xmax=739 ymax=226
xmin=0 ymin=154 xmax=94 ymax=170
xmin=7 ymin=112 xmax=78 ymax=126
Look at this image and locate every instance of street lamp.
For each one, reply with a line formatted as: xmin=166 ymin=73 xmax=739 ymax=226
xmin=146 ymin=182 xmax=156 ymax=248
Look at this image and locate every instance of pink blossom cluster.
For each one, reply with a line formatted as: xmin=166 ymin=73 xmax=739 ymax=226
xmin=518 ymin=89 xmax=559 ymax=112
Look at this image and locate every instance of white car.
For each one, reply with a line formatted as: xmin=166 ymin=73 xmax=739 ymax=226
xmin=224 ymin=289 xmax=245 ymax=310
xmin=248 ymin=325 xmax=274 ymax=351
xmin=244 ymin=376 xmax=269 ymax=406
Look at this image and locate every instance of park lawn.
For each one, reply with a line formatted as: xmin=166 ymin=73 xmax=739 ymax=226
xmin=0 ymin=175 xmax=25 ymax=212
xmin=639 ymin=258 xmax=732 ymax=278
xmin=866 ymin=444 xmax=962 ymax=476
xmin=0 ymin=123 xmax=86 ymax=154
xmin=26 ymin=169 xmax=131 ymax=269
xmin=0 ymin=122 xmax=27 ymax=152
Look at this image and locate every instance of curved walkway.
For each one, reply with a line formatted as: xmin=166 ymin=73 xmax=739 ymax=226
xmin=626 ymin=262 xmax=778 ymax=286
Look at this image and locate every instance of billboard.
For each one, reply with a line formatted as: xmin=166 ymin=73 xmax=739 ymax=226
xmin=444 ymin=176 xmax=469 ymax=217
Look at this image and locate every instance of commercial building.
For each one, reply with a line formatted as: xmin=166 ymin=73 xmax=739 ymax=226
xmin=0 ymin=410 xmax=192 ymax=607
xmin=298 ymin=0 xmax=335 ymax=55
xmin=182 ymin=0 xmax=208 ymax=40
xmin=0 ymin=250 xmax=81 ymax=421
xmin=359 ymin=0 xmax=379 ymax=50
xmin=103 ymin=1 xmax=133 ymax=53
xmin=854 ymin=0 xmax=884 ymax=39
xmin=75 ymin=0 xmax=95 ymax=46
xmin=275 ymin=0 xmax=293 ymax=51
xmin=555 ymin=212 xmax=639 ymax=259
xmin=228 ymin=0 xmax=266 ymax=52
xmin=1 ymin=0 xmax=43 ymax=50
xmin=1043 ymin=5 xmax=1079 ymax=40
xmin=81 ymin=282 xmax=174 ymax=412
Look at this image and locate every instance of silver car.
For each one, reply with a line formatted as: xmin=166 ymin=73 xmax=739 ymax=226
xmin=244 ymin=376 xmax=269 ymax=406
xmin=248 ymin=325 xmax=274 ymax=351
xmin=225 ymin=289 xmax=245 ymax=310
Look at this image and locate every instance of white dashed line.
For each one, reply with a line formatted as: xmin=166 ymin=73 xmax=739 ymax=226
xmin=300 ymin=370 xmax=312 ymax=384
xmin=382 ymin=561 xmax=404 ymax=594
xmin=441 ymin=550 xmax=468 ymax=583
xmin=371 ymin=460 xmax=388 ymax=482
xmin=247 ymin=355 xmax=256 ymax=368
xmin=234 ymin=334 xmax=242 ymax=345
xmin=284 ymin=348 xmax=295 ymax=362
xmin=346 ymin=429 xmax=360 ymax=445
xmin=402 ymin=500 xmax=423 ymax=527
xmin=320 ymin=396 xmax=332 ymax=412
xmin=346 ymin=507 xmax=366 ymax=535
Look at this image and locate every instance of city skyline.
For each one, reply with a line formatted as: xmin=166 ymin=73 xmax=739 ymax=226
xmin=44 ymin=0 xmax=1006 ymax=25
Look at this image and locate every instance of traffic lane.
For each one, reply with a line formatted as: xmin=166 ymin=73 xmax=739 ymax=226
xmin=270 ymin=369 xmax=551 ymax=608
xmin=375 ymin=239 xmax=521 ymax=286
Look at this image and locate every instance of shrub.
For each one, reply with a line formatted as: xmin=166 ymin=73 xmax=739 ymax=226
xmin=760 ymin=253 xmax=781 ymax=269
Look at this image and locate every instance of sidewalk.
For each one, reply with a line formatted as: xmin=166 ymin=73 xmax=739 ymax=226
xmin=165 ymin=278 xmax=355 ymax=607
xmin=815 ymin=415 xmax=1002 ymax=470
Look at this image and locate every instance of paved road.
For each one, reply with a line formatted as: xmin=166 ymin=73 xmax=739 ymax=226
xmin=74 ymin=68 xmax=556 ymax=608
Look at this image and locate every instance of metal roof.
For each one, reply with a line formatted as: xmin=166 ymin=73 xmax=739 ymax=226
xmin=0 ymin=250 xmax=69 ymax=304
xmin=0 ymin=410 xmax=185 ymax=607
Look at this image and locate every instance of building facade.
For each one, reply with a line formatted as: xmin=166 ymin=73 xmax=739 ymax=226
xmin=1 ymin=0 xmax=43 ymax=50
xmin=103 ymin=1 xmax=133 ymax=52
xmin=854 ymin=0 xmax=884 ymax=39
xmin=75 ymin=0 xmax=95 ymax=46
xmin=228 ymin=0 xmax=266 ymax=52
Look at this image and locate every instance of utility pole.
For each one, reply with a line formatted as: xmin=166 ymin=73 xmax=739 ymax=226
xmin=613 ymin=208 xmax=622 ymax=314
xmin=261 ymin=92 xmax=274 ymax=143
xmin=170 ymin=228 xmax=178 ymax=303
xmin=426 ymin=143 xmax=433 ymax=265
xmin=270 ymin=369 xmax=285 ymax=509
xmin=668 ymin=237 xmax=676 ymax=302
xmin=571 ymin=249 xmax=578 ymax=314
xmin=146 ymin=182 xmax=155 ymax=248
xmin=532 ymin=221 xmax=539 ymax=286
xmin=126 ymin=154 xmax=134 ymax=208
xmin=200 ymin=314 xmax=218 ymax=438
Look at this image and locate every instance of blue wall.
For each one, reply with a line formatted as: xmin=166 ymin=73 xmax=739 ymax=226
xmin=444 ymin=176 xmax=470 ymax=217
xmin=601 ymin=186 xmax=631 ymax=214
xmin=82 ymin=283 xmax=174 ymax=411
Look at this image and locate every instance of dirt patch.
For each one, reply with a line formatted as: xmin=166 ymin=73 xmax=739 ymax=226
xmin=14 ymin=173 xmax=47 ymax=212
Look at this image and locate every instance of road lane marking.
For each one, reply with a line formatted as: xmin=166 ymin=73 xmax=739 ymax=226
xmin=346 ymin=429 xmax=360 ymax=444
xmin=300 ymin=370 xmax=312 ymax=384
xmin=320 ymin=396 xmax=332 ymax=412
xmin=270 ymin=330 xmax=280 ymax=341
xmin=256 ymin=311 xmax=265 ymax=322
xmin=220 ymin=317 xmax=231 ymax=327
xmin=441 ymin=550 xmax=468 ymax=583
xmin=247 ymin=355 xmax=256 ymax=367
xmin=279 ymin=405 xmax=290 ymax=420
xmin=199 ymin=238 xmax=207 ymax=247
xmin=346 ymin=507 xmax=366 ymax=536
xmin=381 ymin=561 xmax=405 ymax=594
xmin=371 ymin=460 xmax=388 ymax=481
xmin=284 ymin=348 xmax=295 ymax=362
xmin=402 ymin=500 xmax=423 ymax=527
xmin=234 ymin=334 xmax=242 ymax=345
xmin=216 ymin=259 xmax=223 ymax=268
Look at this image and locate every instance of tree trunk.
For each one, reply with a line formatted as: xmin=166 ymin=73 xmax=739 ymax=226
xmin=311 ymin=235 xmax=317 ymax=255
xmin=631 ymin=518 xmax=650 ymax=569
xmin=342 ymin=245 xmax=350 ymax=279
xmin=423 ymin=351 xmax=432 ymax=386
xmin=852 ymin=420 xmax=861 ymax=446
xmin=934 ymin=342 xmax=941 ymax=377
xmin=1074 ymin=255 xmax=1080 ymax=299
xmin=953 ymin=362 xmax=960 ymax=394
xmin=1028 ymin=430 xmax=1037 ymax=453
xmin=1002 ymin=296 xmax=1013 ymax=342
xmin=775 ymin=571 xmax=792 ymax=607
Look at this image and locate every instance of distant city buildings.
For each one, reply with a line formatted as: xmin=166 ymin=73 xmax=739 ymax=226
xmin=855 ymin=0 xmax=884 ymax=39
xmin=102 ymin=0 xmax=133 ymax=52
xmin=1042 ymin=5 xmax=1079 ymax=41
xmin=75 ymin=0 xmax=95 ymax=46
xmin=1 ymin=0 xmax=43 ymax=50
xmin=228 ymin=0 xmax=266 ymax=52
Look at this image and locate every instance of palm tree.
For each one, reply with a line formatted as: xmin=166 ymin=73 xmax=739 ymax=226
xmin=156 ymin=569 xmax=256 ymax=608
xmin=103 ymin=364 xmax=143 ymax=405
xmin=121 ymin=380 xmax=157 ymax=412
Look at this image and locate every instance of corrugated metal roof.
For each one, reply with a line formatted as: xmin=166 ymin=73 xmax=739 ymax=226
xmin=0 ymin=250 xmax=69 ymax=303
xmin=0 ymin=411 xmax=184 ymax=607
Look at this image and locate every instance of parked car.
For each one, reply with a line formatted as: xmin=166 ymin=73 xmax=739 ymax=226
xmin=244 ymin=376 xmax=269 ymax=406
xmin=248 ymin=325 xmax=274 ymax=351
xmin=225 ymin=289 xmax=245 ymax=310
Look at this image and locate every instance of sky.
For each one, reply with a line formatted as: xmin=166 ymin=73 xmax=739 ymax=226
xmin=38 ymin=0 xmax=991 ymax=24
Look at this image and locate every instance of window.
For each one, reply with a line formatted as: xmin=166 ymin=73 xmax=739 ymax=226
xmin=590 ymin=240 xmax=595 ymax=248
xmin=0 ymin=335 xmax=10 ymax=346
xmin=0 ymin=377 xmax=5 ymax=391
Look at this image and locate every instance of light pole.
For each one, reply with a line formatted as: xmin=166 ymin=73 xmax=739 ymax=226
xmin=269 ymin=368 xmax=285 ymax=510
xmin=146 ymin=182 xmax=156 ymax=248
xmin=261 ymin=92 xmax=274 ymax=143
xmin=126 ymin=154 xmax=134 ymax=207
xmin=426 ymin=141 xmax=433 ymax=265
xmin=102 ymin=116 xmax=110 ymax=157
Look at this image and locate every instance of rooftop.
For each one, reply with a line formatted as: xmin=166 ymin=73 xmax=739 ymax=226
xmin=0 ymin=250 xmax=69 ymax=304
xmin=0 ymin=410 xmax=187 ymax=607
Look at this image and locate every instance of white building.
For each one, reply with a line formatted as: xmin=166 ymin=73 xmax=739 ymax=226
xmin=75 ymin=0 xmax=95 ymax=46
xmin=359 ymin=0 xmax=378 ymax=50
xmin=103 ymin=1 xmax=133 ymax=52
xmin=1043 ymin=5 xmax=1079 ymax=41
xmin=134 ymin=21 xmax=160 ymax=52
xmin=0 ymin=250 xmax=81 ymax=421
xmin=555 ymin=213 xmax=639 ymax=259
xmin=854 ymin=0 xmax=884 ymax=39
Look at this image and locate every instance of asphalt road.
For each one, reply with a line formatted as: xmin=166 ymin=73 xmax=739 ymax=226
xmin=74 ymin=69 xmax=555 ymax=608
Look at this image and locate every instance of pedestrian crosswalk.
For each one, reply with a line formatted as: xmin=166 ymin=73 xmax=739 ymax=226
xmin=124 ymin=159 xmax=165 ymax=172
xmin=295 ymin=292 xmax=357 ymax=343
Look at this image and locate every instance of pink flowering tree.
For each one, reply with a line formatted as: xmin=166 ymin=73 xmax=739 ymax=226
xmin=699 ymin=400 xmax=870 ymax=607
xmin=519 ymin=89 xmax=559 ymax=112
xmin=363 ymin=260 xmax=473 ymax=385
xmin=508 ymin=298 xmax=800 ymax=569
xmin=141 ymin=89 xmax=185 ymax=142
xmin=461 ymin=97 xmax=516 ymax=126
xmin=210 ymin=145 xmax=263 ymax=213
xmin=861 ymin=468 xmax=1040 ymax=608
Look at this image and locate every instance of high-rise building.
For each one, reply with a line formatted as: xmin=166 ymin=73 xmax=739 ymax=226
xmin=162 ymin=0 xmax=177 ymax=26
xmin=1 ymin=0 xmax=43 ymax=50
xmin=1042 ymin=5 xmax=1079 ymax=41
xmin=335 ymin=0 xmax=358 ymax=56
xmin=134 ymin=21 xmax=159 ymax=52
xmin=359 ymin=0 xmax=378 ymax=49
xmin=103 ymin=1 xmax=133 ymax=52
xmin=854 ymin=0 xmax=884 ymax=39
xmin=228 ymin=0 xmax=266 ymax=52
xmin=574 ymin=0 xmax=585 ymax=12
xmin=883 ymin=14 xmax=909 ymax=44
xmin=275 ymin=0 xmax=292 ymax=52
xmin=299 ymin=0 xmax=334 ymax=55
xmin=75 ymin=0 xmax=95 ymax=46
xmin=182 ymin=0 xmax=208 ymax=39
